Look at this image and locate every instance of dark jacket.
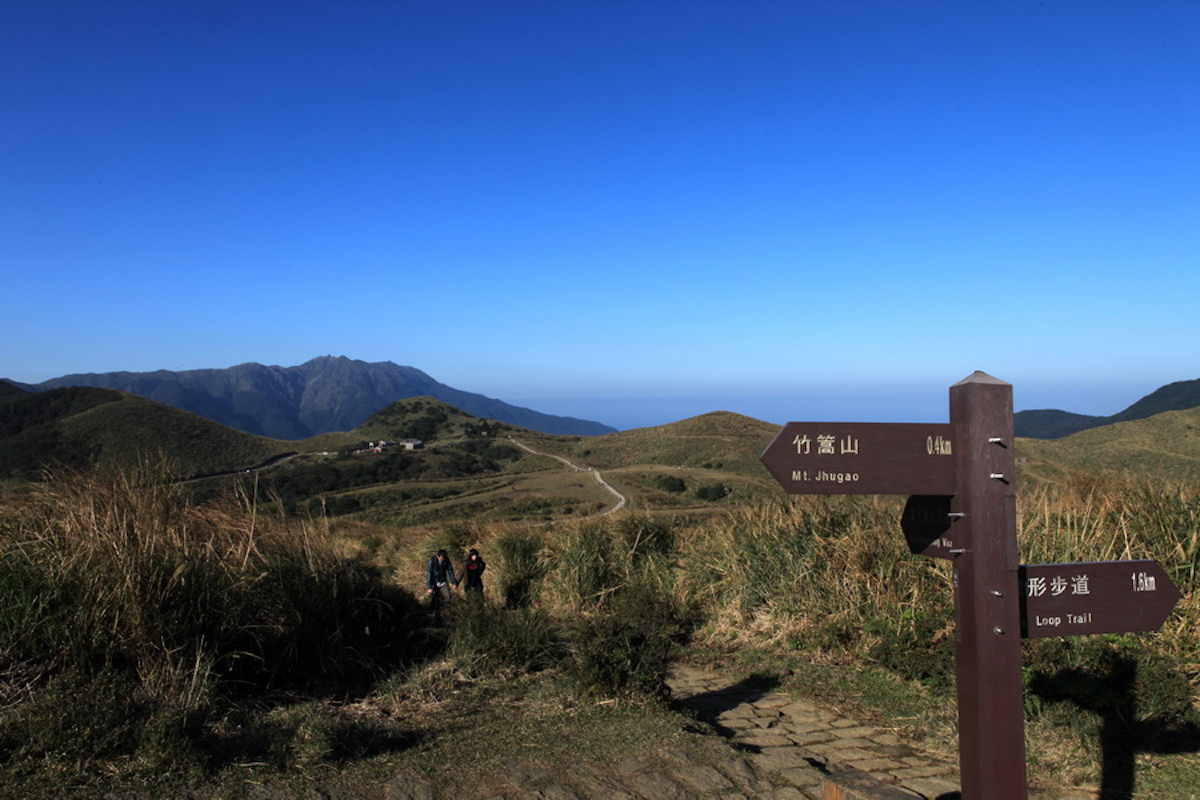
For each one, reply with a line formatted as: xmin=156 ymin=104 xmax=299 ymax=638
xmin=427 ymin=555 xmax=457 ymax=590
xmin=461 ymin=555 xmax=486 ymax=591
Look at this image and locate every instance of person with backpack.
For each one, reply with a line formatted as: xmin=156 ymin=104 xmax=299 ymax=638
xmin=426 ymin=549 xmax=458 ymax=617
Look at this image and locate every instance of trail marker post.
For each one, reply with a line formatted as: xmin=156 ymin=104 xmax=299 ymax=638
xmin=760 ymin=372 xmax=1181 ymax=800
xmin=946 ymin=373 xmax=1027 ymax=799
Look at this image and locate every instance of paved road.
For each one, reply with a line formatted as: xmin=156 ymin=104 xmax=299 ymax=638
xmin=510 ymin=439 xmax=627 ymax=516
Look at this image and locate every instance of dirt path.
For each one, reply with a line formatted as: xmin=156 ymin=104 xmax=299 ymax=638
xmin=510 ymin=438 xmax=627 ymax=515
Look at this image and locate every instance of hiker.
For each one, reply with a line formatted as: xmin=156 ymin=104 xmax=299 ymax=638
xmin=426 ymin=549 xmax=458 ymax=616
xmin=460 ymin=548 xmax=486 ymax=597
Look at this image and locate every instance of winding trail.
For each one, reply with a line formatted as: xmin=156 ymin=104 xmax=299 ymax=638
xmin=510 ymin=438 xmax=626 ymax=516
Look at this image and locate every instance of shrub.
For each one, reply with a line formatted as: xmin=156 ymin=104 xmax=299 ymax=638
xmin=694 ymin=482 xmax=729 ymax=502
xmin=653 ymin=475 xmax=686 ymax=494
xmin=493 ymin=529 xmax=545 ymax=609
xmin=570 ymin=582 xmax=673 ymax=700
xmin=421 ymin=525 xmax=474 ymax=566
xmin=1026 ymin=636 xmax=1199 ymax=737
xmin=553 ymin=523 xmax=617 ymax=610
xmin=0 ymin=463 xmax=424 ymax=698
xmin=4 ymin=668 xmax=145 ymax=763
xmin=616 ymin=515 xmax=674 ymax=560
xmin=868 ymin=609 xmax=956 ymax=690
xmin=448 ymin=602 xmax=566 ymax=676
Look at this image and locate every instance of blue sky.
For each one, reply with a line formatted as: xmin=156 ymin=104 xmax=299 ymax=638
xmin=3 ymin=1 xmax=1197 ymax=430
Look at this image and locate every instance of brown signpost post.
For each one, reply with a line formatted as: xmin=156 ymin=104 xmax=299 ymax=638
xmin=946 ymin=373 xmax=1027 ymax=800
xmin=760 ymin=372 xmax=1181 ymax=800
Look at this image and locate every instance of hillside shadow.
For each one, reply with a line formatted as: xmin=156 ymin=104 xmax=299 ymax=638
xmin=1029 ymin=655 xmax=1200 ymax=799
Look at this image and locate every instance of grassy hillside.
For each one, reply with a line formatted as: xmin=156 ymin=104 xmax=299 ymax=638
xmin=536 ymin=411 xmax=779 ymax=474
xmin=0 ymin=387 xmax=292 ymax=479
xmin=205 ymin=404 xmax=1200 ymax=526
xmin=0 ymin=381 xmax=26 ymax=401
xmin=1017 ymin=406 xmax=1200 ymax=485
xmin=8 ymin=384 xmax=1197 ymax=526
xmin=355 ymin=396 xmax=516 ymax=442
xmin=1015 ymin=377 xmax=1200 ymax=439
xmin=526 ymin=412 xmax=785 ymax=515
xmin=193 ymin=410 xmax=783 ymax=526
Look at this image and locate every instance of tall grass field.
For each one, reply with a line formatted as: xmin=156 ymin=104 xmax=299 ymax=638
xmin=0 ymin=460 xmax=1194 ymax=797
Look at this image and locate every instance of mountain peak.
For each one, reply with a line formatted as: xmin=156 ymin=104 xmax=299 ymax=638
xmin=30 ymin=358 xmax=616 ymax=439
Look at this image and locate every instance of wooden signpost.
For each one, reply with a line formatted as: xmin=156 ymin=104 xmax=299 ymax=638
xmin=760 ymin=372 xmax=1183 ymax=800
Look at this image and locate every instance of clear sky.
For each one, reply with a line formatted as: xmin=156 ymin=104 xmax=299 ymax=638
xmin=3 ymin=2 xmax=1197 ymax=430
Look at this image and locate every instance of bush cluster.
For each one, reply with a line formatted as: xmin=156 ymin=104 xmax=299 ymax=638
xmin=448 ymin=602 xmax=566 ymax=676
xmin=570 ymin=582 xmax=673 ymax=699
xmin=694 ymin=482 xmax=729 ymax=502
xmin=653 ymin=475 xmax=686 ymax=494
xmin=868 ymin=609 xmax=956 ymax=690
xmin=493 ymin=529 xmax=545 ymax=609
xmin=1025 ymin=636 xmax=1198 ymax=737
xmin=0 ymin=464 xmax=425 ymax=778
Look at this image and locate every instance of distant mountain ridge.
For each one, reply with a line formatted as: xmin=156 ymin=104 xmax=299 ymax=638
xmin=10 ymin=356 xmax=616 ymax=439
xmin=1014 ymin=378 xmax=1200 ymax=439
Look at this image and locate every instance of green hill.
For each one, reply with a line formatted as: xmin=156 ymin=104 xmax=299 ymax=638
xmin=354 ymin=396 xmax=517 ymax=442
xmin=8 ymin=382 xmax=1195 ymax=524
xmin=205 ymin=410 xmax=784 ymax=525
xmin=535 ymin=411 xmax=779 ymax=475
xmin=0 ymin=386 xmax=292 ymax=479
xmin=1110 ymin=378 xmax=1200 ymax=422
xmin=1015 ymin=377 xmax=1200 ymax=439
xmin=1017 ymin=406 xmax=1200 ymax=484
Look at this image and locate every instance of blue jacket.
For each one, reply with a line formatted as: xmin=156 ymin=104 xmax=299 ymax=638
xmin=427 ymin=555 xmax=458 ymax=590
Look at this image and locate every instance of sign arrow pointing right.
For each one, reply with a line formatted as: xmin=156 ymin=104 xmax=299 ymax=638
xmin=1020 ymin=560 xmax=1183 ymax=639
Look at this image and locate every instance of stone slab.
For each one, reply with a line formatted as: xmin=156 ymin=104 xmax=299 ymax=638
xmin=820 ymin=766 xmax=916 ymax=800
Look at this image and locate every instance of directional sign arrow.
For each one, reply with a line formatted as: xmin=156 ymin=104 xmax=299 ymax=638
xmin=901 ymin=495 xmax=965 ymax=559
xmin=1020 ymin=560 xmax=1182 ymax=639
xmin=761 ymin=422 xmax=956 ymax=496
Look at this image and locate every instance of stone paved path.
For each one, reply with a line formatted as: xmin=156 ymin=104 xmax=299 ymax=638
xmin=664 ymin=663 xmax=1099 ymax=800
xmin=665 ymin=663 xmax=962 ymax=800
